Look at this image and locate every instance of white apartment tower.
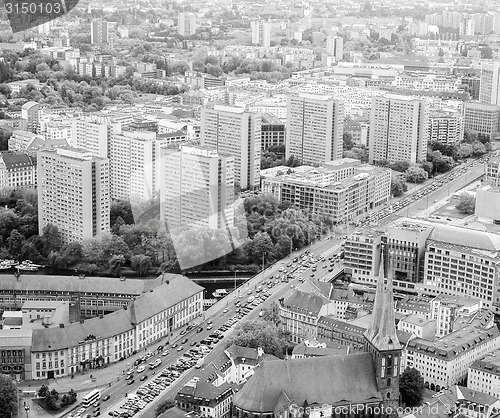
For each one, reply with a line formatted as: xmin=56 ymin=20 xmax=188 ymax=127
xmin=251 ymin=21 xmax=271 ymax=48
xmin=200 ymin=105 xmax=261 ymax=190
xmin=178 ymin=13 xmax=196 ymax=36
xmin=91 ymin=20 xmax=109 ymax=45
xmin=479 ymin=61 xmax=500 ymax=105
xmin=160 ymin=145 xmax=234 ymax=231
xmin=70 ymin=115 xmax=120 ymax=159
xmin=37 ymin=147 xmax=110 ymax=245
xmin=326 ymin=36 xmax=343 ymax=62
xmin=286 ymin=93 xmax=344 ymax=166
xmin=369 ymin=95 xmax=429 ymax=164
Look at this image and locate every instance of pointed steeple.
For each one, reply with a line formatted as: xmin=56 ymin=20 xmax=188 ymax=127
xmin=364 ymin=248 xmax=401 ymax=351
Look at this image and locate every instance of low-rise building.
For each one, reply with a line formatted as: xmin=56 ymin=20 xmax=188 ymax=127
xmin=485 ymin=155 xmax=500 ymax=188
xmin=0 ymin=151 xmax=37 ymax=189
xmin=344 ymin=230 xmax=382 ymax=284
xmin=469 ymin=350 xmax=500 ymax=399
xmin=397 ymin=314 xmax=436 ymax=340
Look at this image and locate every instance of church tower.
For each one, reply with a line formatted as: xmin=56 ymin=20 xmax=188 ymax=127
xmin=364 ymin=247 xmax=402 ymax=415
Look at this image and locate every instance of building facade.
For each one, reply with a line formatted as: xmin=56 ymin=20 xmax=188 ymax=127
xmin=428 ymin=111 xmax=464 ymax=145
xmin=178 ymin=13 xmax=196 ymax=36
xmin=0 ymin=151 xmax=37 ymax=189
xmin=261 ymin=113 xmax=285 ymax=151
xmin=91 ymin=20 xmax=109 ymax=44
xmin=286 ymin=93 xmax=344 ymax=166
xmin=479 ymin=61 xmax=500 ymax=106
xmin=368 ymin=95 xmax=429 ymax=164
xmin=463 ymin=102 xmax=500 ymax=140
xmin=251 ymin=21 xmax=271 ymax=48
xmin=37 ymin=147 xmax=110 ymax=245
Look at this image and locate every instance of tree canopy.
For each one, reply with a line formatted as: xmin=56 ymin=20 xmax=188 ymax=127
xmin=0 ymin=374 xmax=18 ymax=418
xmin=400 ymin=367 xmax=425 ymax=407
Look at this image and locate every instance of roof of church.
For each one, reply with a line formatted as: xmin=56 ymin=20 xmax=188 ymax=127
xmin=233 ymin=353 xmax=381 ymax=414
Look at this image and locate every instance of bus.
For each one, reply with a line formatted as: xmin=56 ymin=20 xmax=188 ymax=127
xmin=82 ymin=389 xmax=101 ymax=408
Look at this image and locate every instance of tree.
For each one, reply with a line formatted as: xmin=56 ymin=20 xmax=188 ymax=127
xmin=261 ymin=302 xmax=281 ymax=326
xmin=252 ymin=232 xmax=275 ymax=261
xmin=400 ymin=367 xmax=424 ymax=407
xmin=37 ymin=384 xmax=49 ymax=398
xmin=343 ymin=132 xmax=354 ymax=151
xmin=455 ymin=193 xmax=475 ymax=214
xmin=481 ymin=46 xmax=493 ymax=59
xmin=226 ymin=320 xmax=287 ymax=358
xmin=131 ymin=254 xmax=152 ymax=274
xmin=0 ymin=374 xmax=18 ymax=418
xmin=108 ymin=254 xmax=126 ymax=277
xmin=391 ymin=178 xmax=408 ymax=197
xmin=390 ymin=160 xmax=411 ymax=173
xmin=42 ymin=223 xmax=62 ymax=255
xmin=155 ymin=400 xmax=175 ymax=417
xmin=405 ymin=165 xmax=428 ymax=183
xmin=7 ymin=229 xmax=25 ymax=257
xmin=457 ymin=143 xmax=473 ymax=159
xmin=44 ymin=388 xmax=59 ymax=410
xmin=472 ymin=141 xmax=486 ymax=156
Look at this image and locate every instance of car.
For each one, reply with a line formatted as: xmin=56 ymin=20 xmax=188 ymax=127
xmin=162 ymin=350 xmax=169 ymax=356
xmin=103 ymin=395 xmax=111 ymax=402
xmin=197 ymin=327 xmax=203 ymax=333
xmin=180 ymin=330 xmax=187 ymax=336
xmin=223 ymin=308 xmax=229 ymax=313
xmin=108 ymin=412 xmax=117 ymax=416
xmin=181 ymin=338 xmax=188 ymax=344
xmin=93 ymin=412 xmax=100 ymax=417
xmin=125 ymin=374 xmax=133 ymax=380
xmin=171 ymin=343 xmax=178 ymax=348
xmin=137 ymin=366 xmax=145 ymax=373
xmin=177 ymin=346 xmax=183 ymax=351
xmin=140 ymin=375 xmax=148 ymax=381
xmin=207 ymin=320 xmax=213 ymax=325
xmin=190 ymin=341 xmax=197 ymax=346
xmin=206 ymin=325 xmax=212 ymax=330
xmin=127 ymin=379 xmax=135 ymax=385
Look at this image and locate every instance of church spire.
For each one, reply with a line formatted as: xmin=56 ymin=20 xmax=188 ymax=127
xmin=364 ymin=247 xmax=401 ymax=351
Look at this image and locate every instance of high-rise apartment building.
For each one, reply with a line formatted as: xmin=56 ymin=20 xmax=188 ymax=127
xmin=428 ymin=111 xmax=464 ymax=145
xmin=286 ymin=93 xmax=344 ymax=166
xmin=21 ymin=101 xmax=40 ymax=133
xmin=160 ymin=145 xmax=234 ymax=231
xmin=326 ymin=35 xmax=343 ymax=62
xmin=368 ymin=95 xmax=429 ymax=164
xmin=91 ymin=20 xmax=109 ymax=45
xmin=70 ymin=115 xmax=120 ymax=158
xmin=251 ymin=21 xmax=271 ymax=48
xmin=463 ymin=102 xmax=500 ymax=140
xmin=200 ymin=105 xmax=261 ymax=190
xmin=37 ymin=147 xmax=110 ymax=245
xmin=479 ymin=61 xmax=500 ymax=105
xmin=178 ymin=13 xmax=196 ymax=36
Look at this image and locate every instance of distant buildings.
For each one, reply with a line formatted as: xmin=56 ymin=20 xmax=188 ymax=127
xmin=91 ymin=20 xmax=109 ymax=44
xmin=485 ymin=155 xmax=500 ymax=188
xmin=21 ymin=101 xmax=40 ymax=133
xmin=326 ymin=35 xmax=343 ymax=62
xmin=251 ymin=21 xmax=271 ymax=48
xmin=286 ymin=93 xmax=344 ymax=166
xmin=261 ymin=113 xmax=285 ymax=151
xmin=178 ymin=13 xmax=196 ymax=36
xmin=463 ymin=102 xmax=500 ymax=140
xmin=428 ymin=111 xmax=464 ymax=145
xmin=37 ymin=147 xmax=110 ymax=245
xmin=160 ymin=145 xmax=234 ymax=231
xmin=200 ymin=105 xmax=261 ymax=190
xmin=368 ymin=94 xmax=429 ymax=164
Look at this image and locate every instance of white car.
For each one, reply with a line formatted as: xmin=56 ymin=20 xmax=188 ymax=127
xmin=137 ymin=366 xmax=145 ymax=373
xmin=223 ymin=308 xmax=229 ymax=313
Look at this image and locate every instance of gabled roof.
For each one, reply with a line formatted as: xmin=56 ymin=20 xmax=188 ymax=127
xmin=225 ymin=344 xmax=259 ymax=361
xmin=0 ymin=151 xmax=35 ymax=169
xmin=233 ymin=354 xmax=381 ymax=413
xmin=283 ymin=289 xmax=330 ymax=316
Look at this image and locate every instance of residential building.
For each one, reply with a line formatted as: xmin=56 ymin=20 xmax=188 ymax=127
xmin=431 ymin=294 xmax=483 ymax=338
xmin=0 ymin=151 xmax=37 ymax=189
xmin=397 ymin=315 xmax=436 ymax=340
xmin=21 ymin=101 xmax=40 ymax=133
xmin=37 ymin=147 xmax=110 ymax=245
xmin=160 ymin=145 xmax=234 ymax=231
xmin=175 ymin=375 xmax=232 ymax=418
xmin=428 ymin=111 xmax=464 ymax=145
xmin=344 ymin=230 xmax=383 ymax=284
xmin=286 ymin=93 xmax=344 ymax=166
xmin=326 ymin=36 xmax=343 ymax=62
xmin=91 ymin=20 xmax=109 ymax=44
xmin=395 ymin=296 xmax=431 ymax=318
xmin=463 ymin=102 xmax=500 ymax=140
xmin=251 ymin=21 xmax=271 ymax=48
xmin=403 ymin=309 xmax=500 ymax=391
xmin=261 ymin=113 xmax=285 ymax=151
xmin=200 ymin=105 xmax=261 ymax=190
xmin=178 ymin=13 xmax=196 ymax=36
xmin=223 ymin=345 xmax=269 ymax=385
xmin=469 ymin=350 xmax=500 ymax=399
xmin=70 ymin=115 xmax=119 ymax=158
xmin=485 ymin=155 xmax=500 ymax=188
xmin=262 ymin=160 xmax=391 ymax=224
xmin=368 ymin=95 xmax=429 ymax=164
xmin=479 ymin=61 xmax=500 ymax=105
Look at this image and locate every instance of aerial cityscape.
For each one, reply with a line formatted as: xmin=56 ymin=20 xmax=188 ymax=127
xmin=3 ymin=1 xmax=500 ymax=418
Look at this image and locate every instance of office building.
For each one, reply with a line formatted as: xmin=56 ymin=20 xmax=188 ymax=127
xmin=21 ymin=101 xmax=40 ymax=133
xmin=0 ymin=151 xmax=37 ymax=189
xmin=251 ymin=20 xmax=271 ymax=48
xmin=261 ymin=113 xmax=285 ymax=151
xmin=91 ymin=20 xmax=109 ymax=44
xmin=428 ymin=111 xmax=464 ymax=145
xmin=286 ymin=93 xmax=344 ymax=166
xmin=431 ymin=294 xmax=482 ymax=338
xmin=200 ymin=105 xmax=261 ymax=190
xmin=368 ymin=95 xmax=429 ymax=164
xmin=178 ymin=12 xmax=196 ymax=36
xmin=160 ymin=145 xmax=234 ymax=231
xmin=326 ymin=35 xmax=343 ymax=62
xmin=463 ymin=102 xmax=500 ymax=140
xmin=485 ymin=155 xmax=500 ymax=188
xmin=37 ymin=147 xmax=110 ymax=245
xmin=344 ymin=230 xmax=383 ymax=284
xmin=479 ymin=61 xmax=500 ymax=105
xmin=262 ymin=159 xmax=391 ymax=224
